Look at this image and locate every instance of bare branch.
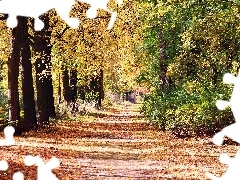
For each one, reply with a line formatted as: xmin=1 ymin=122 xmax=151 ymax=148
xmin=95 ymin=15 xmax=112 ymax=20
xmin=57 ymin=26 xmax=70 ymax=39
xmin=52 ymin=25 xmax=70 ymax=44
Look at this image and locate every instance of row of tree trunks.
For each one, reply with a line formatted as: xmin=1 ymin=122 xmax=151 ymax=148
xmin=7 ymin=14 xmax=56 ymax=133
xmin=7 ymin=13 xmax=104 ymax=131
xmin=61 ymin=69 xmax=104 ymax=108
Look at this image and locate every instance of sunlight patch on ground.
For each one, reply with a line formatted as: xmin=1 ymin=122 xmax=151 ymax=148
xmin=93 ymin=118 xmax=147 ymax=123
xmin=16 ymin=140 xmax=162 ymax=154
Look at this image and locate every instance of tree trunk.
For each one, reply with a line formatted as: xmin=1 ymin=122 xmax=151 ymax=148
xmin=20 ymin=17 xmax=37 ymax=130
xmin=70 ymin=69 xmax=78 ymax=111
xmin=125 ymin=92 xmax=129 ymax=101
xmin=99 ymin=69 xmax=104 ymax=105
xmin=44 ymin=42 xmax=56 ymax=118
xmin=34 ymin=14 xmax=55 ymax=125
xmin=158 ymin=21 xmax=168 ymax=89
xmin=89 ymin=76 xmax=97 ymax=102
xmin=62 ymin=69 xmax=71 ymax=103
xmin=58 ymin=73 xmax=61 ymax=104
xmin=34 ymin=32 xmax=49 ymax=125
xmin=78 ymin=85 xmax=86 ymax=101
xmin=89 ymin=70 xmax=104 ymax=107
xmin=8 ymin=17 xmax=22 ymax=135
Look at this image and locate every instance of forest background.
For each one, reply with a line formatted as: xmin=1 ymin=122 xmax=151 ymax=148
xmin=0 ymin=0 xmax=239 ymax=136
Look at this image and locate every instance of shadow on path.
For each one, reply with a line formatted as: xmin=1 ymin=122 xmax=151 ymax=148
xmin=0 ymin=104 xmax=229 ymax=179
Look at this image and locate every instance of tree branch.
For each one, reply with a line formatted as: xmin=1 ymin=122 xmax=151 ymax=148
xmin=52 ymin=25 xmax=70 ymax=44
xmin=95 ymin=15 xmax=112 ymax=20
xmin=57 ymin=26 xmax=70 ymax=39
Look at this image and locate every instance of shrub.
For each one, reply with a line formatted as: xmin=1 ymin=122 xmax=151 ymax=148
xmin=141 ymin=83 xmax=234 ymax=136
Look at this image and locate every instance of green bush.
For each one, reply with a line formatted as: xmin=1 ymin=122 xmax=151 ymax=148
xmin=141 ymin=83 xmax=234 ymax=136
xmin=137 ymin=0 xmax=239 ymax=136
xmin=84 ymin=91 xmax=99 ymax=104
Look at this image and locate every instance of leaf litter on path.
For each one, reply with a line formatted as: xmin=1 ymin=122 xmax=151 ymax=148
xmin=0 ymin=103 xmax=237 ymax=179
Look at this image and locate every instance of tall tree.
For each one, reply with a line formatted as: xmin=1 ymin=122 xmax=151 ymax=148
xmin=8 ymin=17 xmax=24 ymax=135
xmin=20 ymin=17 xmax=37 ymax=130
xmin=34 ymin=14 xmax=55 ymax=125
xmin=43 ymin=15 xmax=56 ymax=118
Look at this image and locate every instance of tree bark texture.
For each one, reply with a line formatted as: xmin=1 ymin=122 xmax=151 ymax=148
xmin=62 ymin=69 xmax=71 ymax=103
xmin=20 ymin=17 xmax=37 ymax=130
xmin=34 ymin=14 xmax=55 ymax=125
xmin=58 ymin=73 xmax=61 ymax=104
xmin=70 ymin=70 xmax=78 ymax=111
xmin=158 ymin=21 xmax=168 ymax=89
xmin=8 ymin=17 xmax=23 ymax=135
xmin=89 ymin=69 xmax=104 ymax=106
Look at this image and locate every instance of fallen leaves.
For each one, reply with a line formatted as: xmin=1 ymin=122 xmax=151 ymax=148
xmin=0 ymin=104 xmax=236 ymax=179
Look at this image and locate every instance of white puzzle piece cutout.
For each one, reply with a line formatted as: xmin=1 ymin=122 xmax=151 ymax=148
xmin=79 ymin=0 xmax=123 ymax=30
xmin=0 ymin=160 xmax=24 ymax=180
xmin=0 ymin=160 xmax=8 ymax=171
xmin=207 ymin=69 xmax=240 ymax=179
xmin=0 ymin=126 xmax=15 ymax=146
xmin=212 ymin=70 xmax=240 ymax=145
xmin=0 ymin=0 xmax=123 ymax=30
xmin=0 ymin=0 xmax=79 ymax=30
xmin=12 ymin=172 xmax=24 ymax=180
xmin=206 ymin=151 xmax=240 ymax=180
xmin=24 ymin=155 xmax=60 ymax=180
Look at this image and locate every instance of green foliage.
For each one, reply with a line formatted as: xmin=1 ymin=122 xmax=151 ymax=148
xmin=101 ymin=96 xmax=114 ymax=107
xmin=142 ymin=84 xmax=233 ymax=134
xmin=84 ymin=91 xmax=99 ymax=103
xmin=138 ymin=0 xmax=239 ymax=135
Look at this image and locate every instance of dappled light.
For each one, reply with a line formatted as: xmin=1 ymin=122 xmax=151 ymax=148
xmin=0 ymin=105 xmax=235 ymax=179
xmin=0 ymin=0 xmax=240 ymax=179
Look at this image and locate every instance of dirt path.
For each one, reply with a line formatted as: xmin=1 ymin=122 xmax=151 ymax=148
xmin=0 ymin=103 xmax=238 ymax=179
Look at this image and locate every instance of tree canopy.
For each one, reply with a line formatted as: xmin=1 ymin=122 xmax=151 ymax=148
xmin=138 ymin=0 xmax=240 ymax=135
